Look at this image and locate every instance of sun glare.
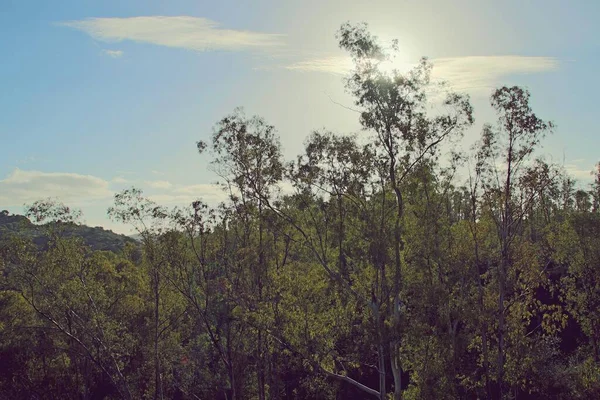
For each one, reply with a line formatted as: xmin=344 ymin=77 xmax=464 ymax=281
xmin=377 ymin=58 xmax=414 ymax=75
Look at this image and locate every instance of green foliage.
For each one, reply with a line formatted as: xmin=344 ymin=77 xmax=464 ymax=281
xmin=2 ymin=23 xmax=600 ymax=400
xmin=0 ymin=208 xmax=137 ymax=253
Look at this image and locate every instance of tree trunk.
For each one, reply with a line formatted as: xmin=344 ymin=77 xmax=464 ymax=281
xmin=377 ymin=343 xmax=386 ymax=400
xmin=228 ymin=363 xmax=237 ymax=400
xmin=390 ymin=151 xmax=404 ymax=400
xmin=390 ymin=338 xmax=402 ymax=400
xmin=497 ymin=134 xmax=514 ymax=398
xmin=227 ymin=326 xmax=237 ymax=400
xmin=477 ymin=265 xmax=493 ymax=400
xmin=258 ymin=330 xmax=266 ymax=400
xmin=257 ymin=201 xmax=267 ymax=400
xmin=154 ymin=269 xmax=163 ymax=400
xmin=371 ymin=303 xmax=387 ymax=400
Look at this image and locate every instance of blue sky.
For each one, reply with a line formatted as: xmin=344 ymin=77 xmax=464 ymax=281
xmin=1 ymin=0 xmax=598 ymax=233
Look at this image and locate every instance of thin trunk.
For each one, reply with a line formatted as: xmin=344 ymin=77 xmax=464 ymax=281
xmin=594 ymin=334 xmax=600 ymax=363
xmin=338 ymin=194 xmax=345 ymax=276
xmin=371 ymin=303 xmax=387 ymax=400
xmin=390 ymin=335 xmax=402 ymax=400
xmin=471 ymin=191 xmax=492 ymax=400
xmin=498 ymin=252 xmax=507 ymax=398
xmin=229 ymin=364 xmax=237 ymax=400
xmin=154 ymin=269 xmax=162 ymax=400
xmin=477 ymin=265 xmax=492 ymax=400
xmin=270 ymin=346 xmax=280 ymax=400
xmin=257 ymin=200 xmax=266 ymax=400
xmin=227 ymin=323 xmax=237 ymax=400
xmin=378 ymin=342 xmax=386 ymax=400
xmin=258 ymin=330 xmax=266 ymax=400
xmin=498 ymin=137 xmax=513 ymax=398
xmin=390 ymin=145 xmax=404 ymax=400
xmin=323 ymin=369 xmax=381 ymax=398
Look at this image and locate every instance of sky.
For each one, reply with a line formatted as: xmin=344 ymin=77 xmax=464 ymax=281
xmin=1 ymin=0 xmax=598 ymax=234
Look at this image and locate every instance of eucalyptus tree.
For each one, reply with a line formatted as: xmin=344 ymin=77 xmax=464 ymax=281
xmin=167 ymin=200 xmax=258 ymax=400
xmin=286 ymin=130 xmax=383 ymax=394
xmin=198 ymin=108 xmax=285 ymax=400
xmin=109 ymin=189 xmax=188 ymax=400
xmin=336 ymin=22 xmax=473 ymax=399
xmin=109 ymin=189 xmax=170 ymax=400
xmin=398 ymin=157 xmax=482 ymax=399
xmin=462 ymin=135 xmax=506 ymax=399
xmin=476 ymin=86 xmax=555 ymax=397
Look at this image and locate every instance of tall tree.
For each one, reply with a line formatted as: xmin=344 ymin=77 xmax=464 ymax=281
xmin=477 ymin=86 xmax=554 ymax=397
xmin=337 ymin=22 xmax=473 ymax=400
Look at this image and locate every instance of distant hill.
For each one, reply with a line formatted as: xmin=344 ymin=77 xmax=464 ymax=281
xmin=128 ymin=233 xmax=144 ymax=242
xmin=0 ymin=210 xmax=136 ymax=253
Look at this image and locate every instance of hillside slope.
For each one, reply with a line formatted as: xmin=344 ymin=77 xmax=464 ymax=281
xmin=0 ymin=210 xmax=135 ymax=253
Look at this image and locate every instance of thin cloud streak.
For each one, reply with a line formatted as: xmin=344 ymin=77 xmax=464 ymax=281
xmin=284 ymin=56 xmax=354 ymax=75
xmin=102 ymin=49 xmax=124 ymax=58
xmin=59 ymin=16 xmax=285 ymax=53
xmin=284 ymin=55 xmax=559 ymax=95
xmin=145 ymin=180 xmax=172 ymax=189
xmin=432 ymin=56 xmax=559 ymax=92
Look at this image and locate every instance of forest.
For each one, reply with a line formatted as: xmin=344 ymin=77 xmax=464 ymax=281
xmin=1 ymin=23 xmax=600 ymax=400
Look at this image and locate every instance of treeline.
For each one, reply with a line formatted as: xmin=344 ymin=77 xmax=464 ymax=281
xmin=0 ymin=210 xmax=137 ymax=253
xmin=2 ymin=23 xmax=600 ymax=400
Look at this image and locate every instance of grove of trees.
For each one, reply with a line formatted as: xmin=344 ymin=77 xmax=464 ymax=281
xmin=2 ymin=23 xmax=600 ymax=399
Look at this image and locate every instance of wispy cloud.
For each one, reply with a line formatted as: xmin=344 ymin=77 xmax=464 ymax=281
xmin=102 ymin=49 xmax=123 ymax=58
xmin=283 ymin=55 xmax=558 ymax=95
xmin=564 ymin=161 xmax=595 ymax=181
xmin=58 ymin=16 xmax=285 ymax=53
xmin=145 ymin=180 xmax=172 ymax=189
xmin=16 ymin=155 xmax=37 ymax=164
xmin=431 ymin=56 xmax=558 ymax=92
xmin=284 ymin=56 xmax=354 ymax=75
xmin=0 ymin=169 xmax=112 ymax=206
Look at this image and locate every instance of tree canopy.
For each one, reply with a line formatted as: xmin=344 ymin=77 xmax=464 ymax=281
xmin=1 ymin=23 xmax=599 ymax=400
